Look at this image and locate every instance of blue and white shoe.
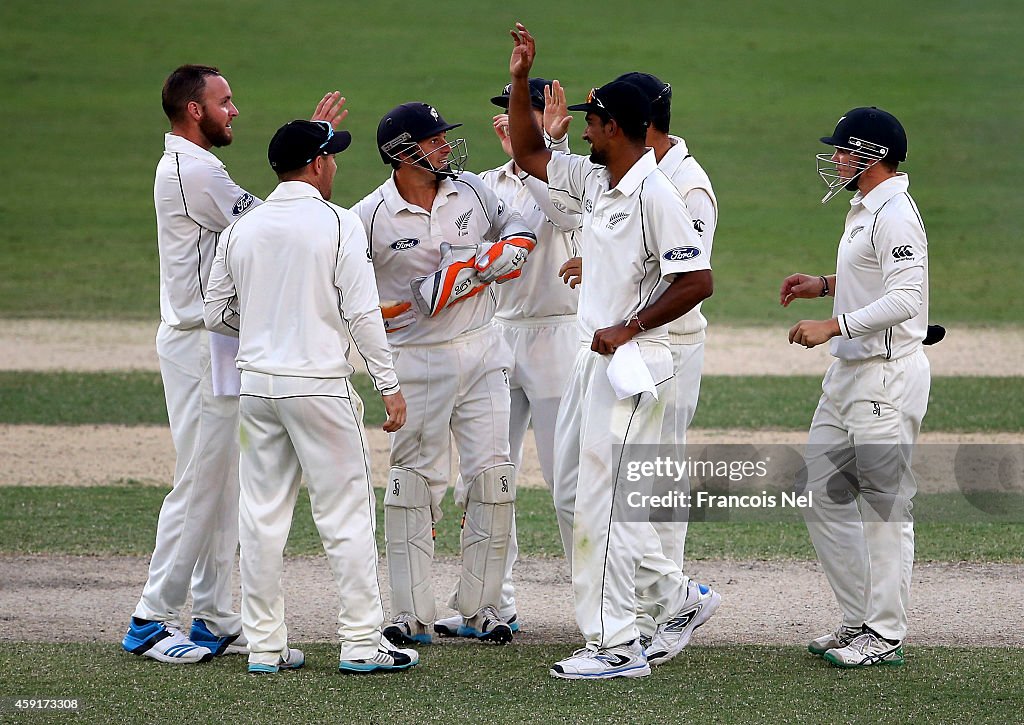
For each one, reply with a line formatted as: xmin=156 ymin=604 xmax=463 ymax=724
xmin=646 ymin=581 xmax=722 ymax=666
xmin=248 ymin=647 xmax=304 ymax=674
xmin=122 ymin=618 xmax=213 ymax=664
xmin=434 ymin=611 xmax=520 ymax=639
xmin=189 ymin=619 xmax=248 ymax=656
xmin=549 ymin=639 xmax=650 ymax=680
xmin=339 ymin=635 xmax=420 ymax=674
xmin=382 ymin=613 xmax=432 ymax=646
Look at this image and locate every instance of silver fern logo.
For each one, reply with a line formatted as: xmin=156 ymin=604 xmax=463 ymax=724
xmin=455 ymin=209 xmax=473 ymax=236
xmin=607 ymin=212 xmax=629 ymax=229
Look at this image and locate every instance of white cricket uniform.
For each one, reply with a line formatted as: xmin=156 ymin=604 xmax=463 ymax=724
xmin=133 ymin=133 xmax=260 ymax=636
xmin=354 ymin=170 xmax=532 ymax=624
xmin=657 ymin=136 xmax=719 ymax=566
xmin=547 ymin=149 xmax=711 ymax=649
xmin=480 ymin=154 xmax=581 ymax=618
xmin=631 ymin=136 xmax=719 ymax=637
xmin=205 ymin=180 xmax=398 ymax=665
xmin=802 ymin=173 xmax=929 ymax=642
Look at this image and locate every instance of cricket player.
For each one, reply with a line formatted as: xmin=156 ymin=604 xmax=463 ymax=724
xmin=205 ymin=118 xmax=418 ymax=674
xmin=122 ymin=64 xmax=344 ymax=664
xmin=353 ymin=101 xmax=536 ymax=646
xmin=433 ymin=79 xmax=581 ymax=640
xmin=507 ymin=23 xmax=721 ymax=679
xmin=781 ymin=106 xmax=929 ymax=667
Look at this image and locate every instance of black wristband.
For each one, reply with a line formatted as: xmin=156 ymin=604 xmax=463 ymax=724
xmin=818 ymin=276 xmax=830 ymax=297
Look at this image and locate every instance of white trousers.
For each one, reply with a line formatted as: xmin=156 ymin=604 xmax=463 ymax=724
xmin=134 ymin=324 xmax=240 ymax=635
xmin=389 ymin=324 xmax=512 ymax=622
xmin=495 ymin=316 xmax=578 ymax=618
xmin=802 ymin=349 xmax=930 ymax=641
xmin=553 ymin=342 xmax=690 ymax=649
xmin=635 ymin=340 xmax=704 ymax=636
xmin=238 ymin=373 xmax=384 ymax=664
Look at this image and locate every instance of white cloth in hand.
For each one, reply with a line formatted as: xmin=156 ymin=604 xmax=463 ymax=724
xmin=606 ymin=341 xmax=657 ymax=400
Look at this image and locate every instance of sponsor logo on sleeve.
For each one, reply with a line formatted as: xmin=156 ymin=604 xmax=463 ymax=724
xmin=663 ymin=246 xmax=701 ymax=262
xmin=496 ymin=200 xmax=505 ymax=215
xmin=693 ymin=218 xmax=705 ymax=235
xmin=892 ymin=245 xmax=914 ymax=260
xmin=232 ymin=193 xmax=255 ymax=216
xmin=390 ymin=238 xmax=420 ymax=251
xmin=584 ymin=199 xmax=593 ymax=213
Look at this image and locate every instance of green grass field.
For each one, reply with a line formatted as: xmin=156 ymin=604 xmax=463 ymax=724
xmin=2 ymin=485 xmax=1022 ymax=561
xmin=2 ymin=0 xmax=1023 ymax=324
xmin=2 ymin=371 xmax=1021 ymax=431
xmin=3 ymin=644 xmax=1022 ymax=724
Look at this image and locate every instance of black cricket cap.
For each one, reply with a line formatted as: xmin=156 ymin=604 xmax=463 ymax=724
xmin=820 ymin=107 xmax=907 ymax=162
xmin=491 ymin=78 xmax=551 ymax=110
xmin=268 ymin=120 xmax=352 ymax=173
xmin=615 ymin=72 xmax=672 ymax=111
xmin=567 ymin=80 xmax=651 ymax=135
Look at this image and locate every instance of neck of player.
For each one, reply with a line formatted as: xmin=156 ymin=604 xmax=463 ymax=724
xmin=394 ymin=164 xmax=441 ymax=212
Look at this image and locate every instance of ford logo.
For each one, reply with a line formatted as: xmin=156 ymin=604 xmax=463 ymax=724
xmin=390 ymin=238 xmax=420 ymax=251
xmin=231 ymin=193 xmax=255 ymax=216
xmin=663 ymin=246 xmax=701 ymax=261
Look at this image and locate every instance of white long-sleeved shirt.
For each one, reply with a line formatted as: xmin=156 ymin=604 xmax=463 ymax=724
xmin=155 ymin=133 xmax=260 ymax=329
xmin=353 ymin=171 xmax=534 ymax=346
xmin=480 ymin=157 xmax=580 ymax=320
xmin=832 ymin=173 xmax=928 ymax=361
xmin=204 ymin=181 xmax=398 ymax=395
xmin=657 ymin=136 xmax=718 ymax=343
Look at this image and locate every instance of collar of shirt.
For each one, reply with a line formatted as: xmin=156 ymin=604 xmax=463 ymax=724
xmin=496 ymin=158 xmax=530 ymax=182
xmin=604 ymin=148 xmax=659 ymax=196
xmin=164 ymin=132 xmax=225 ymax=169
xmin=851 ymin=172 xmax=910 ymax=213
xmin=657 ymin=135 xmax=691 ymax=175
xmin=381 ymin=172 xmax=458 ymax=214
xmin=266 ymin=180 xmax=325 ymax=202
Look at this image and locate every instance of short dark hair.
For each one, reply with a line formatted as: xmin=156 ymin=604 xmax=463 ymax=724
xmin=880 ymin=158 xmax=900 ymax=172
xmin=162 ymin=64 xmax=221 ymax=123
xmin=605 ymin=113 xmax=648 ymax=143
xmin=651 ymin=108 xmax=671 ymax=134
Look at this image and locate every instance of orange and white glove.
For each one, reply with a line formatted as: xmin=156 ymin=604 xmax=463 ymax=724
xmin=411 ymin=243 xmax=488 ymax=317
xmin=475 ymin=234 xmax=537 ymax=284
xmin=380 ymin=300 xmax=416 ymax=333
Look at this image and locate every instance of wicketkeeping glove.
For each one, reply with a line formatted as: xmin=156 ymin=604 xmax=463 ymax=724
xmin=411 ymin=243 xmax=488 ymax=317
xmin=380 ymin=300 xmax=416 ymax=333
xmin=474 ymin=234 xmax=537 ymax=284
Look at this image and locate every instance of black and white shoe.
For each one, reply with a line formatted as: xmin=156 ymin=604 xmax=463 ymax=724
xmin=339 ymin=636 xmax=420 ymax=673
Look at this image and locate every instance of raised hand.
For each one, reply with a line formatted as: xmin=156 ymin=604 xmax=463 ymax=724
xmin=509 ymin=22 xmax=536 ymax=79
xmin=311 ymin=91 xmax=348 ymax=130
xmin=544 ymin=80 xmax=572 ymax=140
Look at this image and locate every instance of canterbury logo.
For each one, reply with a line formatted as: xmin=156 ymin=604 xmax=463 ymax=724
xmin=693 ymin=219 xmax=705 ymax=235
xmin=848 ymin=226 xmax=864 ymax=240
xmin=607 ymin=212 xmax=629 ymax=229
xmin=892 ymin=245 xmax=914 ymax=260
xmin=456 ymin=210 xmax=473 ymax=236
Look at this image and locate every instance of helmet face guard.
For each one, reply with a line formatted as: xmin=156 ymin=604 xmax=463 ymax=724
xmin=816 ymin=136 xmax=889 ymax=204
xmin=381 ymin=133 xmax=468 ymax=179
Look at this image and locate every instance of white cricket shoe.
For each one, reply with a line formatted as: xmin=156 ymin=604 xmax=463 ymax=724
xmin=339 ymin=635 xmax=420 ymax=673
xmin=121 ymin=618 xmax=213 ymax=664
xmin=383 ymin=612 xmax=432 ymax=646
xmin=808 ymin=624 xmax=863 ymax=656
xmin=824 ymin=631 xmax=905 ymax=668
xmin=550 ymin=639 xmax=650 ymax=680
xmin=248 ymin=647 xmax=304 ymax=674
xmin=646 ymin=581 xmax=722 ymax=666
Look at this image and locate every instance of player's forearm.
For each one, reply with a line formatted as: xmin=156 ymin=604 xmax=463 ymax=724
xmin=508 ymin=76 xmax=551 ymax=181
xmin=838 ymin=287 xmax=924 ymax=339
xmin=631 ymin=270 xmax=713 ymax=331
xmin=203 ymin=296 xmax=240 ymax=336
xmin=346 ymin=309 xmax=400 ymax=395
